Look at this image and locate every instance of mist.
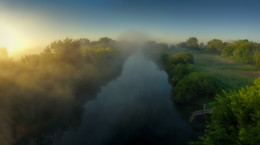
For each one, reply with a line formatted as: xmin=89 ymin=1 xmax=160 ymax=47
xmin=1 ymin=34 xmax=260 ymax=145
xmin=51 ymin=50 xmax=197 ymax=145
xmin=0 ymin=38 xmax=132 ymax=145
xmin=1 ymin=0 xmax=260 ymax=144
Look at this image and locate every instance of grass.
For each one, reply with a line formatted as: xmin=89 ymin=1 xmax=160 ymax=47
xmin=180 ymin=49 xmax=260 ymax=88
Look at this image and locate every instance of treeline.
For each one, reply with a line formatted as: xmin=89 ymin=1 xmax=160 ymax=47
xmin=0 ymin=37 xmax=131 ymax=145
xmin=177 ymin=37 xmax=260 ymax=66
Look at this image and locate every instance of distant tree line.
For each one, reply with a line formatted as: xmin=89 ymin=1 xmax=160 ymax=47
xmin=177 ymin=37 xmax=260 ymax=66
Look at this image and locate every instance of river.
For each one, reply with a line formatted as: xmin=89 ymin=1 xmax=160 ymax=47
xmin=51 ymin=50 xmax=198 ymax=145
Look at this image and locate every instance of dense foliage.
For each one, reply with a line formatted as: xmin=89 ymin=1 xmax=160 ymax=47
xmin=173 ymin=72 xmax=221 ymax=104
xmin=185 ymin=37 xmax=199 ymax=49
xmin=177 ymin=37 xmax=199 ymax=50
xmin=143 ymin=39 xmax=260 ymax=144
xmin=178 ymin=37 xmax=260 ymax=66
xmin=221 ymin=40 xmax=260 ymax=65
xmin=163 ymin=52 xmax=221 ymax=104
xmin=205 ymin=39 xmax=224 ymax=52
xmin=144 ymin=42 xmax=224 ymax=104
xmin=168 ymin=52 xmax=194 ymax=65
xmin=0 ymin=37 xmax=130 ymax=145
xmin=194 ymin=78 xmax=260 ymax=145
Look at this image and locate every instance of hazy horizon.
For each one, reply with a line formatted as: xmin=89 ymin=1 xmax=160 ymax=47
xmin=0 ymin=1 xmax=260 ymax=144
xmin=1 ymin=0 xmax=260 ymax=53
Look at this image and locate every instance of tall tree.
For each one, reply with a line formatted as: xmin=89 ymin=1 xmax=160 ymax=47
xmin=206 ymin=39 xmax=223 ymax=52
xmin=185 ymin=37 xmax=199 ymax=49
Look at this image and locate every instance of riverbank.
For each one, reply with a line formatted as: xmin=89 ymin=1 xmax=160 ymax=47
xmin=143 ymin=42 xmax=260 ymax=116
xmin=51 ymin=50 xmax=200 ymax=145
xmin=0 ymin=38 xmax=133 ymax=145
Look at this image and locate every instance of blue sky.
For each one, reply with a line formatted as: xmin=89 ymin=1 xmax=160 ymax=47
xmin=0 ymin=0 xmax=260 ymax=51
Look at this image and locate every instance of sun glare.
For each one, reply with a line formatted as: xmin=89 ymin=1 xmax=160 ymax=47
xmin=0 ymin=21 xmax=24 ymax=53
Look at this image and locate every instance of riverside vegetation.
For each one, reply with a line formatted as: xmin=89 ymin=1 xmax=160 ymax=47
xmin=0 ymin=37 xmax=132 ymax=145
xmin=143 ymin=37 xmax=260 ymax=145
xmin=0 ymin=36 xmax=259 ymax=145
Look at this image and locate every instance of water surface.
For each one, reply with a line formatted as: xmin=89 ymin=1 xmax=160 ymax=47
xmin=52 ymin=51 xmax=197 ymax=145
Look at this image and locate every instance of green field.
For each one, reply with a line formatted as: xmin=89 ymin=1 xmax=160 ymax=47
xmin=178 ymin=49 xmax=260 ymax=89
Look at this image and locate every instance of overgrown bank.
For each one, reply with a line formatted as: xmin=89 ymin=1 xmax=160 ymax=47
xmin=0 ymin=37 xmax=132 ymax=145
xmin=143 ymin=41 xmax=237 ymax=106
xmin=143 ymin=39 xmax=260 ymax=145
xmin=191 ymin=78 xmax=260 ymax=145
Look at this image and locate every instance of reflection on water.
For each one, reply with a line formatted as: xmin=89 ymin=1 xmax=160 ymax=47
xmin=52 ymin=51 xmax=198 ymax=145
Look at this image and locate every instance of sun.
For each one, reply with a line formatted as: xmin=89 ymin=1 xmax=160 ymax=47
xmin=0 ymin=24 xmax=20 ymax=52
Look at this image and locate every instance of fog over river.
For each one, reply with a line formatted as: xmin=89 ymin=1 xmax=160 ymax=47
xmin=51 ymin=50 xmax=198 ymax=145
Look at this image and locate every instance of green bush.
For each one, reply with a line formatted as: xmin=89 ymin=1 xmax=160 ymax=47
xmin=205 ymin=39 xmax=224 ymax=52
xmin=221 ymin=39 xmax=260 ymax=65
xmin=169 ymin=64 xmax=196 ymax=86
xmin=253 ymin=49 xmax=260 ymax=66
xmin=196 ymin=78 xmax=260 ymax=145
xmin=173 ymin=72 xmax=220 ymax=104
xmin=168 ymin=52 xmax=194 ymax=66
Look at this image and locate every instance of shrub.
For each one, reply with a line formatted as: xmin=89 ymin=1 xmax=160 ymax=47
xmin=169 ymin=64 xmax=196 ymax=86
xmin=205 ymin=39 xmax=224 ymax=52
xmin=173 ymin=72 xmax=220 ymax=104
xmin=196 ymin=78 xmax=260 ymax=145
xmin=168 ymin=52 xmax=194 ymax=66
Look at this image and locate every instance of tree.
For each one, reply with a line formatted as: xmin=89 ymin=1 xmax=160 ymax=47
xmin=222 ymin=42 xmax=235 ymax=57
xmin=169 ymin=64 xmax=196 ymax=86
xmin=197 ymin=78 xmax=260 ymax=145
xmin=205 ymin=39 xmax=223 ymax=52
xmin=232 ymin=41 xmax=254 ymax=63
xmin=221 ymin=40 xmax=256 ymax=63
xmin=253 ymin=49 xmax=260 ymax=66
xmin=46 ymin=38 xmax=81 ymax=64
xmin=185 ymin=37 xmax=199 ymax=49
